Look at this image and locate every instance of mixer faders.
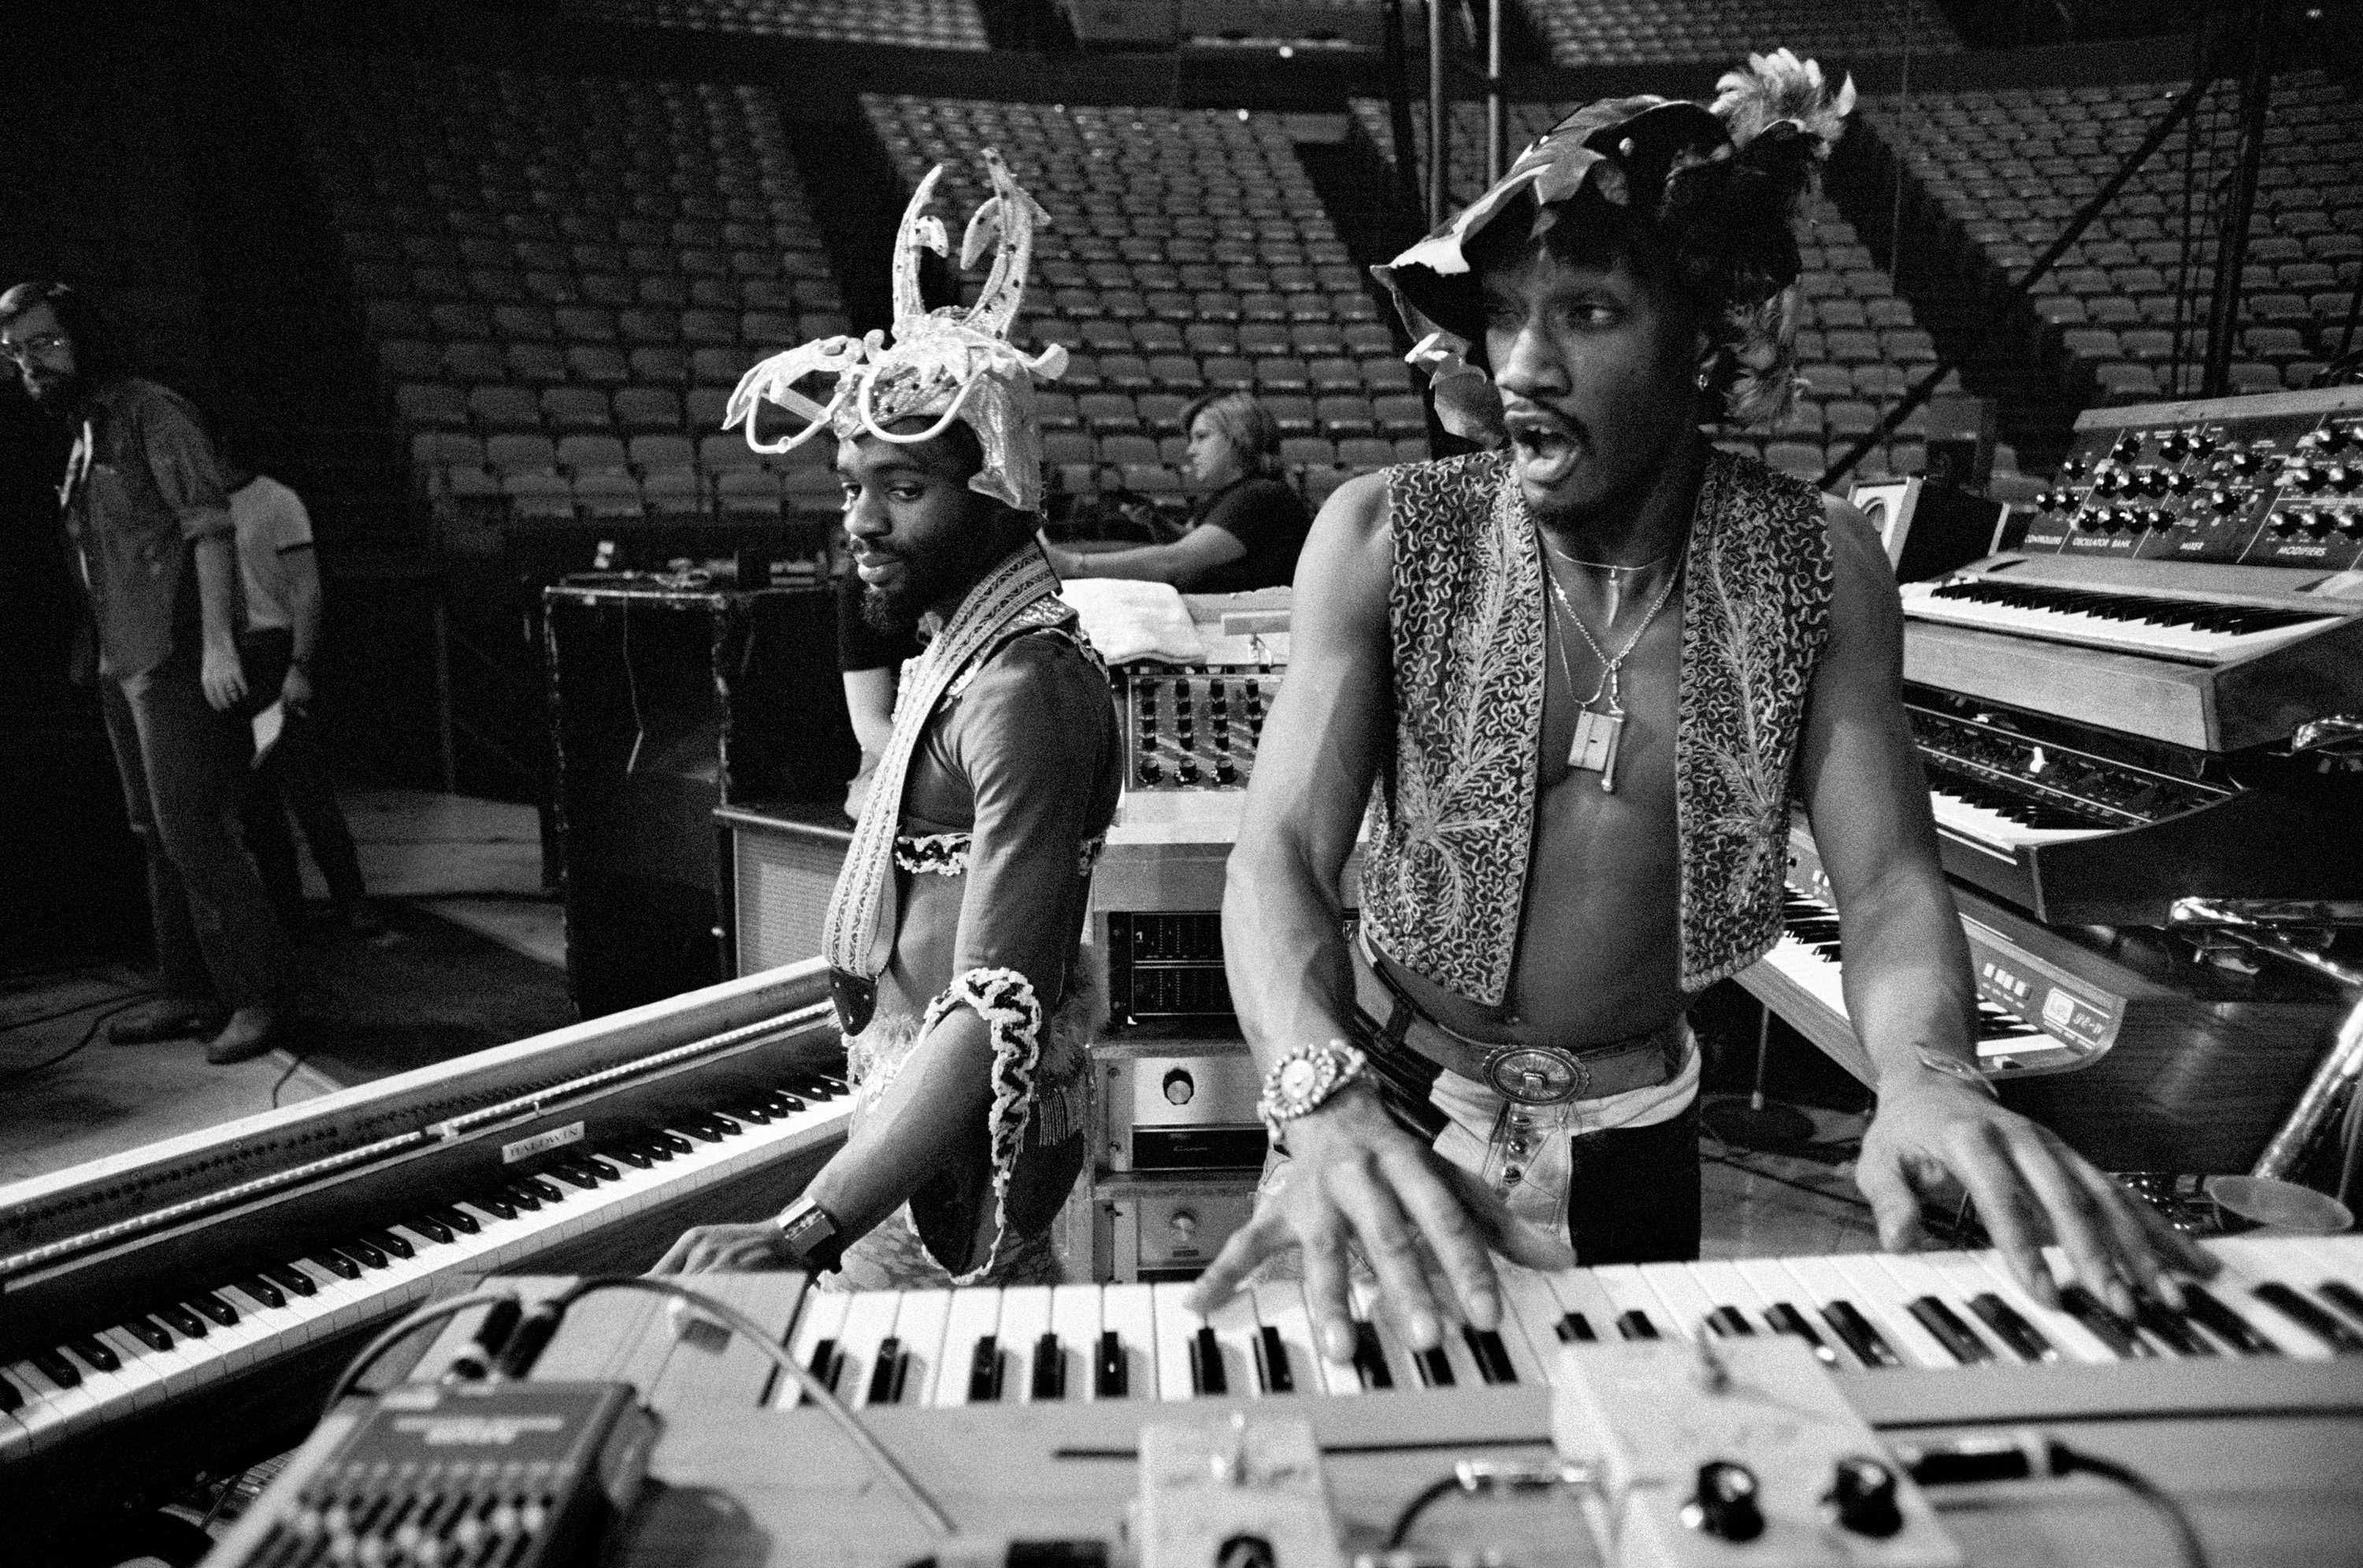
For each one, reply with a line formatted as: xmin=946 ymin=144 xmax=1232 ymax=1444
xmin=1125 ymin=668 xmax=1277 ymax=791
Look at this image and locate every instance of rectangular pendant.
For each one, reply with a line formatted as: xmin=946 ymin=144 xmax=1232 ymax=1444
xmin=1568 ymin=707 xmax=1624 ymax=791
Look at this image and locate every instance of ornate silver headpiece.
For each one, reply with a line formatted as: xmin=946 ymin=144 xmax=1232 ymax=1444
xmin=725 ymin=149 xmax=1068 ymax=512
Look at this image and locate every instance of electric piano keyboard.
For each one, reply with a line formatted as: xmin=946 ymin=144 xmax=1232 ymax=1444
xmin=0 ymin=962 xmax=853 ymax=1526
xmin=1735 ymin=823 xmax=2347 ymax=1172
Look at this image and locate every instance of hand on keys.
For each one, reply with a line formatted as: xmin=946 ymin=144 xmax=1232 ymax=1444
xmin=1184 ymin=1084 xmax=1574 ymax=1363
xmin=651 ymin=1221 xmax=796 ymax=1274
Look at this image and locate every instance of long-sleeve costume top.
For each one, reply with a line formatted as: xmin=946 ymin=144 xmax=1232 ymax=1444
xmin=833 ymin=616 xmax=1123 ymax=1288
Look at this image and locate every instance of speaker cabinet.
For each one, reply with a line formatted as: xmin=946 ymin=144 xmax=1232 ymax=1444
xmin=1848 ymin=476 xmax=2008 ymax=583
xmin=544 ymin=580 xmax=858 ymax=1018
xmin=718 ymin=805 xmax=850 ymax=977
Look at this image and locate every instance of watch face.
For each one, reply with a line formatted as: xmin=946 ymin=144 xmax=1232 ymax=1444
xmin=1277 ymin=1057 xmax=1321 ymax=1105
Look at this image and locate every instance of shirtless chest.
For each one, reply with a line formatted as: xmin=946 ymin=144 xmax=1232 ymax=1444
xmin=1383 ymin=588 xmax=1688 ymax=1044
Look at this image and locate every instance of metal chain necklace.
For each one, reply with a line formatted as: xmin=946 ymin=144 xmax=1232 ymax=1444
xmin=1542 ymin=553 xmax=1682 ymax=793
xmin=1539 ymin=537 xmax=1677 ymax=622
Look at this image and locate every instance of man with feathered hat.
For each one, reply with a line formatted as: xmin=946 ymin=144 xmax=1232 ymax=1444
xmin=657 ymin=154 xmax=1122 ymax=1290
xmin=1190 ymin=54 xmax=2212 ymax=1363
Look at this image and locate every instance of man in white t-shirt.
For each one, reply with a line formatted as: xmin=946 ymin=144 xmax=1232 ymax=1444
xmin=227 ymin=467 xmax=380 ymax=936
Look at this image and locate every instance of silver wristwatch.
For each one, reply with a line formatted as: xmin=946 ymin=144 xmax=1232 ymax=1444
xmin=1911 ymin=1047 xmax=1998 ymax=1100
xmin=1257 ymin=1040 xmax=1370 ymax=1147
xmin=773 ymin=1194 xmax=845 ymax=1273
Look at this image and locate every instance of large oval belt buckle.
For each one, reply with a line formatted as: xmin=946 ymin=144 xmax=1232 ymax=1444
xmin=1482 ymin=1045 xmax=1588 ymax=1106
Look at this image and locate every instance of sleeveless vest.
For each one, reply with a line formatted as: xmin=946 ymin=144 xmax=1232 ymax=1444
xmin=1360 ymin=447 xmax=1834 ymax=1002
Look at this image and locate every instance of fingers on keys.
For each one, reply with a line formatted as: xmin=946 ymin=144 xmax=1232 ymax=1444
xmin=1853 ymin=1149 xmax=1928 ymax=1256
xmin=650 ymin=1225 xmax=781 ymax=1277
xmin=1297 ymin=1223 xmax=1359 ymax=1365
xmin=2005 ymin=1132 xmax=2157 ymax=1317
xmin=1949 ymin=1127 xmax=2069 ymax=1310
xmin=1182 ymin=1207 xmax=1286 ymax=1318
xmin=1326 ymin=1149 xmax=1463 ymax=1350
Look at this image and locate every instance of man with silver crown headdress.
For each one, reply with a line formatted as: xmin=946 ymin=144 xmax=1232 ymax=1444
xmin=655 ymin=153 xmax=1122 ymax=1289
xmin=1187 ymin=53 xmax=2214 ymax=1366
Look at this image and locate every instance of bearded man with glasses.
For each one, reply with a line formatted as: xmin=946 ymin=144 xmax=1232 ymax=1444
xmin=2 ymin=281 xmax=289 ymax=1064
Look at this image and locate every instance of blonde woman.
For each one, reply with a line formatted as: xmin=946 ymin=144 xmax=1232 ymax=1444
xmin=1044 ymin=391 xmax=1311 ymax=591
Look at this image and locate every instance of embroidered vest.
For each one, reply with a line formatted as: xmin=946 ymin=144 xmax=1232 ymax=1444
xmin=1360 ymin=447 xmax=1834 ymax=1001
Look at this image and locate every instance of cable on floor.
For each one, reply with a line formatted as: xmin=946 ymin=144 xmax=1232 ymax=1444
xmin=0 ymin=981 xmax=150 ymax=1035
xmin=0 ymin=995 xmax=153 ymax=1082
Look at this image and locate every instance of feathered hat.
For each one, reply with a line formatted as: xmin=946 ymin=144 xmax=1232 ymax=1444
xmin=1373 ymin=50 xmax=1856 ymax=440
xmin=725 ymin=149 xmax=1068 ymax=513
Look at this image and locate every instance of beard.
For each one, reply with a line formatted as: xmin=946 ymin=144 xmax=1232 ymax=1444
xmin=21 ymin=364 xmax=83 ymax=406
xmin=857 ymin=524 xmax=1005 ymax=636
xmin=859 ymin=580 xmax=919 ymax=636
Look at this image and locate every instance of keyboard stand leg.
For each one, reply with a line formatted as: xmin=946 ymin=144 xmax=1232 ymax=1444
xmin=1702 ymin=1005 xmax=1813 ymax=1150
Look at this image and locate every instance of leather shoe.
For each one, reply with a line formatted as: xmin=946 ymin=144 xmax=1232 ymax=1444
xmin=205 ymin=1007 xmax=283 ymax=1066
xmin=110 ymin=999 xmax=223 ymax=1045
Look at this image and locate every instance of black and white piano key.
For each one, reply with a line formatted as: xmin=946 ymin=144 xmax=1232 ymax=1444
xmin=992 ymin=1286 xmax=1055 ymax=1403
xmin=1631 ymin=1260 xmax=1739 ymax=1343
xmin=2220 ymin=1238 xmax=2363 ymax=1357
xmin=1690 ymin=1259 xmax=1844 ymax=1365
xmin=1200 ymin=1289 xmax=1260 ymax=1396
xmin=1911 ymin=1251 xmax=2090 ymax=1364
xmin=933 ymin=1285 xmax=1005 ymax=1407
xmin=1597 ymin=1266 xmax=1679 ymax=1343
xmin=1823 ymin=1253 xmax=1971 ymax=1369
xmin=1044 ymin=1284 xmax=1100 ymax=1402
xmin=1346 ymin=1278 xmax=1415 ymax=1392
xmin=882 ymin=1288 xmax=953 ymax=1407
xmin=830 ymin=1290 xmax=907 ymax=1408
xmin=1092 ymin=1282 xmax=1156 ymax=1400
xmin=1500 ymin=1266 xmax=1591 ymax=1356
xmin=781 ymin=1289 xmax=848 ymax=1407
xmin=1535 ymin=1263 xmax=1625 ymax=1353
xmin=1246 ymin=1281 xmax=1333 ymax=1396
xmin=1757 ymin=1255 xmax=1903 ymax=1368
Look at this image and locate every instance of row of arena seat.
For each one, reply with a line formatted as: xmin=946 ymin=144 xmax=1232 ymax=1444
xmin=566 ymin=0 xmax=989 ymax=48
xmin=406 ymin=421 xmax=1430 ymax=526
xmin=1519 ymin=0 xmax=1961 ymax=66
xmin=1345 ymin=98 xmax=2003 ymax=488
xmin=1860 ymin=72 xmax=2363 ymax=406
xmin=294 ymin=57 xmax=856 ymax=521
xmin=865 ymin=94 xmax=1415 ymax=493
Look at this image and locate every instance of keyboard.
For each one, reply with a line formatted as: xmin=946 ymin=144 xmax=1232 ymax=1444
xmin=1900 ymin=578 xmax=2340 ymax=665
xmin=0 ymin=1069 xmax=851 ymax=1468
xmin=410 ymin=1234 xmax=2363 ymax=1415
xmin=1925 ymin=777 xmax=2116 ymax=858
xmin=1744 ymin=887 xmax=2050 ymax=1082
xmin=1731 ymin=822 xmax=2349 ymax=1173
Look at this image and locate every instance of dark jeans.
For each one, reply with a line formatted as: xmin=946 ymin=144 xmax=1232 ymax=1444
xmin=236 ymin=629 xmax=367 ymax=919
xmin=101 ymin=654 xmax=290 ymax=1010
xmin=1556 ymin=1099 xmax=1702 ymax=1265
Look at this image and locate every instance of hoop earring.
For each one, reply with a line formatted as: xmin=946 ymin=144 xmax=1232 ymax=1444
xmin=1693 ymin=365 xmax=1713 ymax=391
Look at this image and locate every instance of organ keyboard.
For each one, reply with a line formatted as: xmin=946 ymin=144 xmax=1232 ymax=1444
xmin=1902 ymin=682 xmax=2363 ymax=925
xmin=1738 ymin=822 xmax=2349 ymax=1171
xmin=411 ymin=1235 xmax=2363 ymax=1406
xmin=280 ymin=1238 xmax=2363 ymax=1566
xmin=0 ymin=961 xmax=851 ymax=1532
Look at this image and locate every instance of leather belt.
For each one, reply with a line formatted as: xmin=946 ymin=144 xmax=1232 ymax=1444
xmin=1348 ymin=934 xmax=1682 ymax=1106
